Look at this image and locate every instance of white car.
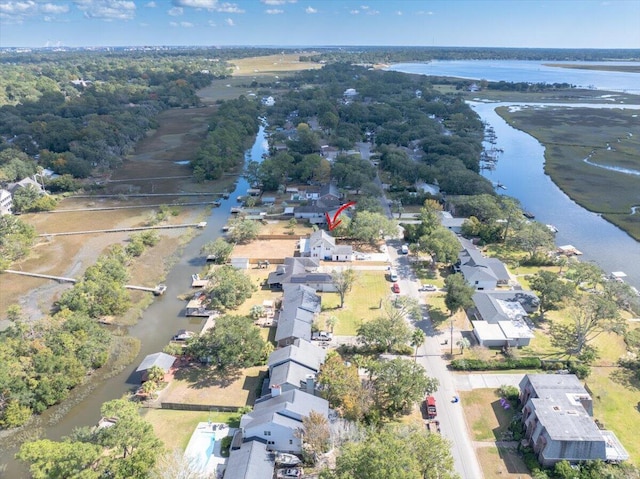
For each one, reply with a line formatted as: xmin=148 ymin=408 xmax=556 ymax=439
xmin=277 ymin=468 xmax=303 ymax=478
xmin=419 ymin=284 xmax=437 ymax=292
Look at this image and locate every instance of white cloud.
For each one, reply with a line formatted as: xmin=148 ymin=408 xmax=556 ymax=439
xmin=360 ymin=5 xmax=369 ymax=9
xmin=0 ymin=1 xmax=69 ymax=23
xmin=265 ymin=8 xmax=283 ymax=14
xmin=145 ymin=1 xmax=156 ymax=7
xmin=225 ymin=17 xmax=234 ymax=26
xmin=216 ymin=3 xmax=244 ymax=13
xmin=366 ymin=9 xmax=379 ymax=15
xmin=261 ymin=0 xmax=297 ymax=5
xmin=350 ymin=9 xmax=359 ymax=15
xmin=168 ymin=6 xmax=183 ymax=15
xmin=74 ymin=0 xmax=136 ymax=21
xmin=173 ymin=0 xmax=218 ymax=8
xmin=180 ymin=21 xmax=193 ymax=27
xmin=395 ymin=10 xmax=402 ymax=15
xmin=41 ymin=4 xmax=70 ymax=14
xmin=417 ymin=10 xmax=434 ymax=15
xmin=208 ymin=19 xmax=216 ymax=26
xmin=305 ymin=6 xmax=317 ymax=14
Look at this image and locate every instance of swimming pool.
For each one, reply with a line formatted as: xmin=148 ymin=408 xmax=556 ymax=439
xmin=184 ymin=422 xmax=235 ymax=477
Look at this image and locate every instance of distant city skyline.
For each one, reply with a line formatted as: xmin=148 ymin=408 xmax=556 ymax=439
xmin=1 ymin=0 xmax=639 ymax=49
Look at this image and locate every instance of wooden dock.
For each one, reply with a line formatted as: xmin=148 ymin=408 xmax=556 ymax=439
xmin=38 ymin=223 xmax=203 ymax=237
xmin=3 ymin=270 xmax=166 ymax=294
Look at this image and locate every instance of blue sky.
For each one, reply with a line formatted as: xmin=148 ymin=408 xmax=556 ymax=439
xmin=1 ymin=0 xmax=639 ymax=49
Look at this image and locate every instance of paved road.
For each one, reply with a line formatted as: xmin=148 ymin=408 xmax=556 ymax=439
xmin=387 ymin=240 xmax=485 ymax=479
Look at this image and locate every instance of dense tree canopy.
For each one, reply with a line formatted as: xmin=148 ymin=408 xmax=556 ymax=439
xmin=320 ymin=424 xmax=456 ymax=479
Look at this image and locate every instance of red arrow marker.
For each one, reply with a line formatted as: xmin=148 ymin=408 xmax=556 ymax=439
xmin=325 ymin=201 xmax=356 ymax=231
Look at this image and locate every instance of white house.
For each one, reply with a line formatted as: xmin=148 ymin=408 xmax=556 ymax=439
xmin=261 ymin=96 xmax=275 ymax=106
xmin=0 ymin=189 xmax=12 ymax=215
xmin=239 ymin=388 xmax=329 ymax=453
xmin=300 ymin=229 xmax=353 ymax=262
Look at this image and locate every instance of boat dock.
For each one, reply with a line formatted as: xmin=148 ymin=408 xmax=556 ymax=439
xmin=3 ymin=270 xmax=166 ymax=294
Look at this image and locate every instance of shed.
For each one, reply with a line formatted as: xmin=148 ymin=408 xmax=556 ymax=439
xmin=135 ymin=352 xmax=176 ymax=382
xmin=230 ymin=257 xmax=250 ymax=270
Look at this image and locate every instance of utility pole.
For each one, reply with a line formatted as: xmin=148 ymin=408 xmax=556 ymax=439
xmin=450 ymin=319 xmax=454 ymax=356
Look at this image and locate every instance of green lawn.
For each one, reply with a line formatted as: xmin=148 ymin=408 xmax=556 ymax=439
xmin=318 ymin=270 xmax=389 ymax=336
xmin=142 ymin=409 xmax=241 ymax=451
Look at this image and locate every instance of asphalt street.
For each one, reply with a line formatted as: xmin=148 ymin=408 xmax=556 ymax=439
xmin=387 ymin=240 xmax=485 ymax=479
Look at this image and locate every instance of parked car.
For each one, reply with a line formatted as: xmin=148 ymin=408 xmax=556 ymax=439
xmin=392 ymin=283 xmax=400 ymax=294
xmin=311 ymin=331 xmax=333 ymax=341
xmin=389 ymin=270 xmax=398 ymax=282
xmin=277 ymin=468 xmax=303 ymax=478
xmin=401 ymin=244 xmax=409 ymax=254
xmin=419 ymin=283 xmax=437 ymax=292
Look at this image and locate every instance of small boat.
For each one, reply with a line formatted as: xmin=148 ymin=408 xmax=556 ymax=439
xmin=496 ymin=182 xmax=507 ymax=190
xmin=523 ymin=211 xmax=535 ymax=219
xmin=275 ymin=452 xmax=302 ymax=466
xmin=153 ymin=284 xmax=167 ymax=296
xmin=172 ymin=329 xmax=195 ymax=341
xmin=546 ymin=224 xmax=558 ymax=234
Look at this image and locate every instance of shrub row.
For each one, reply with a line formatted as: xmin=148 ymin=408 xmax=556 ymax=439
xmin=450 ymin=357 xmax=541 ymax=371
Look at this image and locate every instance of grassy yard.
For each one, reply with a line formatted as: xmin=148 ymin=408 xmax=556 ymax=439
xmin=476 ymin=446 xmax=533 ymax=479
xmin=142 ymin=409 xmax=240 ymax=452
xmin=460 ymin=388 xmax=533 ymax=479
xmin=317 ymin=270 xmax=388 ymax=336
xmin=160 ymin=364 xmax=266 ymax=409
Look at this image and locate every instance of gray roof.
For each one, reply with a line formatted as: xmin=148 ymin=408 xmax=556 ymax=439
xmin=275 ymin=285 xmax=321 ymax=343
xmin=269 ymin=361 xmax=316 ymax=391
xmin=458 ymin=240 xmax=511 ymax=283
xmin=267 ymin=257 xmax=326 ymax=286
xmin=224 ymin=440 xmax=274 ymax=479
xmin=242 ymin=389 xmax=329 ymax=430
xmin=530 ymin=397 xmax=604 ymax=442
xmin=473 ymin=291 xmax=530 ymax=323
xmin=333 ymin=245 xmax=353 ymax=255
xmin=309 ymin=229 xmax=335 ymax=248
xmin=135 ymin=352 xmax=176 ymax=373
xmin=268 ymin=339 xmax=326 ymax=372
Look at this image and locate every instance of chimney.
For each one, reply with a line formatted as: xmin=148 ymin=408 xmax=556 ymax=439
xmin=305 ymin=374 xmax=315 ymax=394
xmin=270 ymin=384 xmax=281 ymax=397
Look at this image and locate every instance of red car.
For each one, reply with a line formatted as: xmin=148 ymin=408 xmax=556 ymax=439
xmin=392 ymin=282 xmax=400 ymax=294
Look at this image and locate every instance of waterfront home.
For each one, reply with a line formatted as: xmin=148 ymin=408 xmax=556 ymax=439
xmin=267 ymin=257 xmax=335 ymax=292
xmin=274 ymin=284 xmax=321 ymax=347
xmin=470 ymin=290 xmax=536 ymax=347
xmin=519 ymin=374 xmax=628 ymax=467
xmin=238 ymin=387 xmax=329 ymax=453
xmin=458 ymin=237 xmax=510 ymax=290
xmin=0 ymin=188 xmax=12 ymax=215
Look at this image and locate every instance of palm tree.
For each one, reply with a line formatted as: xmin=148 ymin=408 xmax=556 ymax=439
xmin=146 ymin=365 xmax=165 ymax=385
xmin=456 ymin=337 xmax=471 ymax=355
xmin=326 ymin=315 xmax=338 ymax=333
xmin=410 ymin=328 xmax=425 ymax=362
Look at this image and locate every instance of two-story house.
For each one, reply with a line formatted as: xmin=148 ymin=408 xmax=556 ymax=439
xmin=239 ymin=387 xmax=329 ymax=453
xmin=519 ymin=374 xmax=628 ymax=467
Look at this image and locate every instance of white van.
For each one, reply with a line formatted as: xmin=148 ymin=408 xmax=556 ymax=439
xmin=390 ymin=270 xmax=398 ymax=282
xmin=401 ymin=244 xmax=409 ymax=255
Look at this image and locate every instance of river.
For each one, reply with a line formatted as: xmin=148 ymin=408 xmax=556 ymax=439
xmin=388 ymin=61 xmax=640 ymax=289
xmin=0 ymin=124 xmax=268 ymax=478
xmin=389 ymin=60 xmax=640 ymax=93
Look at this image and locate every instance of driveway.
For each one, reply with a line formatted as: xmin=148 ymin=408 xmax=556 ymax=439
xmin=386 ymin=238 xmax=485 ymax=479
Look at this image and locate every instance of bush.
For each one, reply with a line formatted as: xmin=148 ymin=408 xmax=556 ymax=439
xmin=450 ymin=357 xmax=541 ymax=371
xmin=499 ymin=384 xmax=520 ymax=400
xmin=568 ymin=361 xmax=591 ymax=379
